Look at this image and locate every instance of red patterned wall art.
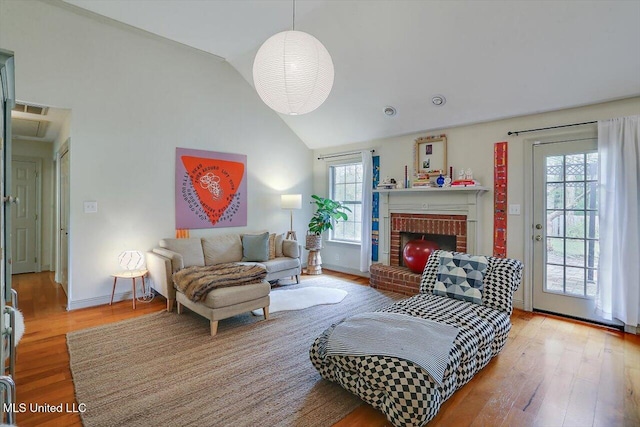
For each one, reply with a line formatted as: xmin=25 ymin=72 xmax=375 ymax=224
xmin=175 ymin=148 xmax=247 ymax=229
xmin=493 ymin=142 xmax=508 ymax=257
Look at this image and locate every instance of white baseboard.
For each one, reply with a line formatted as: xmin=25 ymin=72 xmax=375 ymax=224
xmin=624 ymin=324 xmax=638 ymax=334
xmin=68 ymin=291 xmax=135 ymax=310
xmin=512 ymin=298 xmax=525 ymax=311
xmin=321 ymin=263 xmax=370 ymax=278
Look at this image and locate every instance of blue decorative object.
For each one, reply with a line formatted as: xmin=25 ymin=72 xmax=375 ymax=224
xmin=436 ymin=174 xmax=445 ymax=187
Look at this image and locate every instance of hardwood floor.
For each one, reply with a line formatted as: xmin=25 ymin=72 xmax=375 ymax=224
xmin=10 ymin=271 xmax=640 ymax=426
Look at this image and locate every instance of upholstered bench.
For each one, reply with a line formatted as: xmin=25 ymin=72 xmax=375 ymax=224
xmin=176 ymin=279 xmax=270 ymax=336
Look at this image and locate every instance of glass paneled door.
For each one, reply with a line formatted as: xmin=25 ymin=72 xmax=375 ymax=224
xmin=1 ymin=48 xmax=17 ymax=425
xmin=532 ymin=136 xmax=618 ymax=325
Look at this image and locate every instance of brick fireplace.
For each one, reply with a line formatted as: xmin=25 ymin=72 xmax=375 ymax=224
xmin=369 ymin=187 xmax=486 ymax=296
xmin=389 ymin=213 xmax=467 ymax=267
xmin=371 ymin=212 xmax=468 ymax=295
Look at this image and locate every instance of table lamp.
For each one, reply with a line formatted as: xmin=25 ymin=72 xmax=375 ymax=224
xmin=281 ymin=194 xmax=302 ymax=240
xmin=118 ymin=250 xmax=144 ymax=273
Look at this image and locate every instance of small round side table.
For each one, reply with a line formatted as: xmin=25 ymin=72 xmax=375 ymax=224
xmin=110 ymin=269 xmax=148 ymax=309
xmin=305 ymin=248 xmax=322 ymax=275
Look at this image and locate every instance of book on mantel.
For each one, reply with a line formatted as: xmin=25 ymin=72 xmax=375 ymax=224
xmin=451 ymin=179 xmax=480 ymax=187
xmin=412 ymin=180 xmax=433 ymax=187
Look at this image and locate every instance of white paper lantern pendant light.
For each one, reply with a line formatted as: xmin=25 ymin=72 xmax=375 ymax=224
xmin=253 ymin=0 xmax=334 ymax=115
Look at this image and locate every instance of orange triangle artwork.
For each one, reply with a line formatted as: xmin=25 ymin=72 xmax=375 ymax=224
xmin=180 ymin=156 xmax=245 ymax=225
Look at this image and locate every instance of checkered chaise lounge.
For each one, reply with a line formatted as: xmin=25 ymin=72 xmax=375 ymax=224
xmin=309 ymin=250 xmax=523 ymax=427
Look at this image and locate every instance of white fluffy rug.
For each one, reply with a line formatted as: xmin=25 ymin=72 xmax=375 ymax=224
xmin=5 ymin=308 xmax=24 ymax=343
xmin=253 ymin=286 xmax=348 ymax=315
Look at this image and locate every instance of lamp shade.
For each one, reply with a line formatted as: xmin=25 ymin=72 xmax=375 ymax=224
xmin=281 ymin=194 xmax=302 ymax=210
xmin=253 ymin=30 xmax=334 ymax=115
xmin=118 ymin=250 xmax=144 ymax=270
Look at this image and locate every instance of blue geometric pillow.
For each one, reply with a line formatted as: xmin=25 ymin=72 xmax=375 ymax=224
xmin=433 ymin=252 xmax=488 ymax=305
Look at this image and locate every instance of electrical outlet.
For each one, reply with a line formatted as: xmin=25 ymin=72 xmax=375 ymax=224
xmin=334 ymin=254 xmax=340 ymax=262
xmin=84 ymin=201 xmax=98 ymax=213
xmin=508 ymin=204 xmax=521 ymax=215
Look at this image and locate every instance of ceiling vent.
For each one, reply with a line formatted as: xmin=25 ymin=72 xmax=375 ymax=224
xmin=12 ymin=102 xmax=49 ymax=116
xmin=12 ymin=118 xmax=50 ymax=138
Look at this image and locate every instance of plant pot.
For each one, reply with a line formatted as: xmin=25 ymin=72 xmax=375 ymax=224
xmin=305 ymin=233 xmax=323 ymax=250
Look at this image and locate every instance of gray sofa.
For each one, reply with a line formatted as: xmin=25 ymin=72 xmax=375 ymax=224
xmin=146 ymin=232 xmax=302 ymax=312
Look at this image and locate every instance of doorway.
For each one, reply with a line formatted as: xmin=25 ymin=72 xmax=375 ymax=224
xmin=531 ymin=134 xmax=621 ymax=326
xmin=11 ymin=157 xmax=40 ymax=274
xmin=10 ymin=103 xmax=71 ymax=304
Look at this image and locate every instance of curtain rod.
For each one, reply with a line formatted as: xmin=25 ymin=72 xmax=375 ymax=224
xmin=507 ymin=121 xmax=597 ymax=136
xmin=317 ymin=149 xmax=375 ymax=160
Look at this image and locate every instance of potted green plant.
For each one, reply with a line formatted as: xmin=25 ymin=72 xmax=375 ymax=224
xmin=306 ymin=195 xmax=352 ymax=249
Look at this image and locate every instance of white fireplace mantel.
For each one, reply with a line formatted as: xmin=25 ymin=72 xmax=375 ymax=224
xmin=375 ymin=186 xmax=489 ymax=194
xmin=374 ymin=186 xmax=489 ymax=264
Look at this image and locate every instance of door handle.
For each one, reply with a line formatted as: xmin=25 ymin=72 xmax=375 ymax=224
xmin=535 ymin=235 xmax=542 ymax=241
xmin=2 ymin=196 xmax=19 ymax=204
xmin=535 ymin=224 xmax=543 ymax=230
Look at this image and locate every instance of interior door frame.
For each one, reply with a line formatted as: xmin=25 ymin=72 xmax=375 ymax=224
xmin=11 ymin=156 xmax=42 ymax=274
xmin=55 ymin=138 xmax=70 ymax=305
xmin=0 ymin=49 xmax=14 ymax=305
xmin=0 ymin=48 xmax=15 ymax=396
xmin=523 ymin=128 xmax=598 ymax=313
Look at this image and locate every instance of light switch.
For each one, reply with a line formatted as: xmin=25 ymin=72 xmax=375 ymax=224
xmin=508 ymin=204 xmax=521 ymax=215
xmin=84 ymin=201 xmax=98 ymax=213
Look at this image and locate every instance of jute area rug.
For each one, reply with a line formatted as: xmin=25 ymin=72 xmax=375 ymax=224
xmin=67 ymin=277 xmax=402 ymax=427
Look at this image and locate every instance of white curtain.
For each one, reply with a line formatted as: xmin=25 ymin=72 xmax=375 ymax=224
xmin=597 ymin=115 xmax=640 ymax=326
xmin=360 ymin=150 xmax=373 ymax=272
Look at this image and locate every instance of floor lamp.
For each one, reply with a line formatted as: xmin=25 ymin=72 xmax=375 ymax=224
xmin=281 ymin=194 xmax=302 ymax=240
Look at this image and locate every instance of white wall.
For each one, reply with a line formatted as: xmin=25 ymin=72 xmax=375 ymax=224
xmin=0 ymin=0 xmax=313 ymax=308
xmin=11 ymin=139 xmax=54 ymax=270
xmin=314 ymin=97 xmax=640 ymax=307
xmin=53 ymin=111 xmax=71 ymax=157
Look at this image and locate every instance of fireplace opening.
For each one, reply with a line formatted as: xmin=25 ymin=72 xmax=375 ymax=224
xmin=389 ymin=213 xmax=467 ymax=268
xmin=399 ymin=232 xmax=456 ymax=268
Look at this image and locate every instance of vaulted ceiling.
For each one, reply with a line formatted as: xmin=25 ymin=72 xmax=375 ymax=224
xmin=63 ymin=0 xmax=640 ymax=149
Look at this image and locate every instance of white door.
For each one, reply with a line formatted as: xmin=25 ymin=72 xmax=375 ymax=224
xmin=532 ymin=136 xmax=619 ymax=325
xmin=59 ymin=148 xmax=70 ymax=294
xmin=11 ymin=160 xmax=37 ymax=274
xmin=1 ymin=50 xmax=16 ymax=412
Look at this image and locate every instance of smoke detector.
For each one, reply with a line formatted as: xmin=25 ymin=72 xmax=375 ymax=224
xmin=431 ymin=95 xmax=446 ymax=106
xmin=383 ymin=106 xmax=397 ymax=117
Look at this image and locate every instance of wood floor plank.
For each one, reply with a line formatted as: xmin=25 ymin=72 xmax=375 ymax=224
xmin=8 ymin=271 xmax=640 ymax=427
xmin=501 ymin=406 xmax=536 ymax=427
xmin=469 ymin=369 xmax=524 ymax=427
xmin=624 ymin=367 xmax=640 ymax=425
xmin=593 ymin=399 xmax=625 ymax=427
xmin=512 ymin=372 xmax=550 ymax=419
xmin=332 ymin=405 xmax=391 ymax=427
xmin=563 ymin=377 xmax=598 ymax=426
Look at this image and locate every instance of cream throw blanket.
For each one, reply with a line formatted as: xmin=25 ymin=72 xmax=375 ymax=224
xmin=173 ymin=263 xmax=267 ymax=302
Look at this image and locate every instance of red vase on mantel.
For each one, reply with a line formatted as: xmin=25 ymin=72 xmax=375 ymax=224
xmin=402 ymin=238 xmax=439 ymax=274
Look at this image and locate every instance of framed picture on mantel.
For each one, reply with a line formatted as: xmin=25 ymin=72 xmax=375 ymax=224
xmin=414 ymin=134 xmax=447 ymax=176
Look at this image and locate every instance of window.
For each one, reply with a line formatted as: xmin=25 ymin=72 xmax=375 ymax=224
xmin=329 ymin=162 xmax=363 ymax=243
